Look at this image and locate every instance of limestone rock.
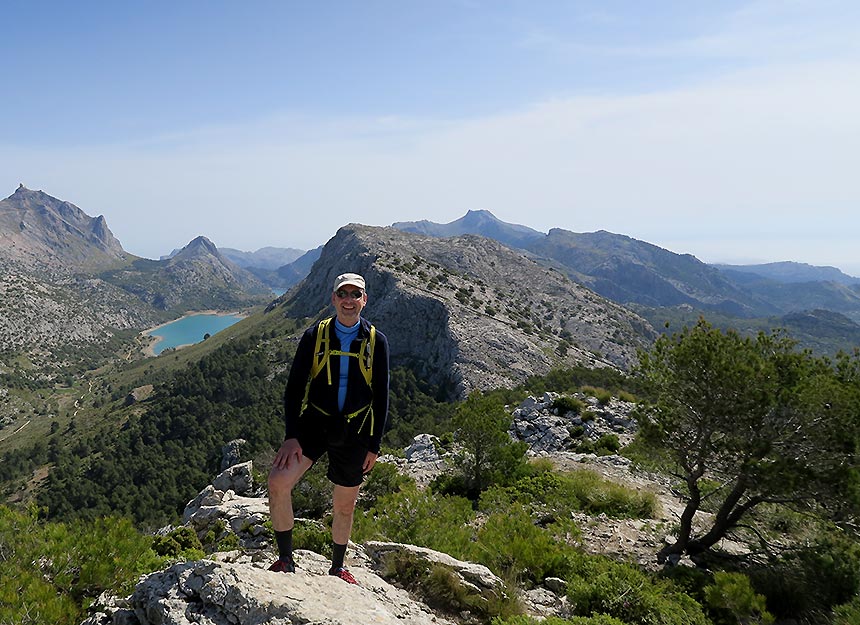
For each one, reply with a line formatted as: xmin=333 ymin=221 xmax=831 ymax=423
xmin=83 ymin=552 xmax=458 ymax=625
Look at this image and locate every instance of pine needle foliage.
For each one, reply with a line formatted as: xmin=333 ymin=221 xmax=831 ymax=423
xmin=0 ymin=504 xmax=162 ymax=625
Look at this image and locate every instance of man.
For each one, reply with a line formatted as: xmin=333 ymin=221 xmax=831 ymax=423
xmin=268 ymin=272 xmax=389 ymax=584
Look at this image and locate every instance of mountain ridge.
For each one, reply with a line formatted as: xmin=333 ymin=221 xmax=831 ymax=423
xmin=269 ymin=224 xmax=655 ymax=396
xmin=391 ymin=211 xmax=860 ymax=348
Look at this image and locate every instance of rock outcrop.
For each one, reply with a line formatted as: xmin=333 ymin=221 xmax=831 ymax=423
xmin=82 ymin=552 xmax=461 ymax=625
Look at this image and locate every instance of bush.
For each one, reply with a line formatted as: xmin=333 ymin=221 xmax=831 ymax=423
xmin=293 ymin=518 xmax=331 ymax=556
xmin=594 ymin=434 xmax=621 ymax=455
xmin=704 ymin=571 xmax=774 ymax=625
xmin=480 ymin=469 xmax=658 ymax=521
xmin=380 ymin=550 xmax=520 ymax=621
xmin=358 ymin=461 xmax=414 ymax=510
xmin=552 ymin=395 xmax=585 ymax=415
xmin=291 ymin=456 xmax=333 ymax=518
xmin=566 ymin=554 xmax=709 ymax=625
xmin=152 ymin=525 xmax=204 ymax=559
xmin=616 ymin=390 xmax=637 ymax=403
xmin=0 ymin=505 xmax=162 ymax=625
xmin=833 ymin=597 xmax=860 ymax=625
xmin=352 ymin=486 xmax=475 ymax=557
xmin=750 ymin=526 xmax=860 ymax=620
xmin=474 ymin=503 xmax=577 ymax=585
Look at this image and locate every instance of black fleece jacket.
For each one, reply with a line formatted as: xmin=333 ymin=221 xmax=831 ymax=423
xmin=283 ymin=316 xmax=390 ymax=453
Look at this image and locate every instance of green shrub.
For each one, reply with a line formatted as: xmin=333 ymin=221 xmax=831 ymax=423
xmin=152 ymin=525 xmax=204 ymax=559
xmin=199 ymin=519 xmax=240 ymax=553
xmin=833 ymin=596 xmax=860 ymax=625
xmin=552 ymin=395 xmax=585 ymax=415
xmin=569 ymin=425 xmax=585 ymax=438
xmin=291 ymin=456 xmax=333 ymax=518
xmin=358 ymin=461 xmax=414 ymax=510
xmin=474 ymin=504 xmax=577 ymax=585
xmin=750 ymin=526 xmax=860 ymax=620
xmin=480 ymin=469 xmax=657 ymax=521
xmin=294 ymin=518 xmax=331 ymax=556
xmin=566 ymin=554 xmax=709 ymax=625
xmin=594 ymin=434 xmax=621 ymax=456
xmin=704 ymin=571 xmax=774 ymax=625
xmin=0 ymin=505 xmax=162 ymax=625
xmin=352 ymin=486 xmax=475 ymax=558
xmin=380 ymin=550 xmax=520 ymax=620
xmin=616 ymin=390 xmax=637 ymax=403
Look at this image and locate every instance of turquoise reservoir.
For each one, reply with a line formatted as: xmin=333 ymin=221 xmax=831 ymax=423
xmin=146 ymin=313 xmax=244 ymax=355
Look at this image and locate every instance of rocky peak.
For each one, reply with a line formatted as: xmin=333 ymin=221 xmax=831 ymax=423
xmin=392 ymin=209 xmax=544 ymax=249
xmin=172 ymin=236 xmax=222 ymax=261
xmin=0 ymin=186 xmax=126 ymax=272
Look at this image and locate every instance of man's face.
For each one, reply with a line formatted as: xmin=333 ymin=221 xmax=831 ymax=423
xmin=331 ymin=284 xmax=367 ymax=325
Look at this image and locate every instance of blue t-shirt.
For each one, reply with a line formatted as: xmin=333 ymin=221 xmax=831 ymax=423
xmin=334 ymin=318 xmax=360 ymax=412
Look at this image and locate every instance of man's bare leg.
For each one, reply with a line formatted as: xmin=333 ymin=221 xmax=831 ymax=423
xmin=331 ymin=483 xmax=361 ymax=544
xmin=268 ymin=455 xmax=313 ymax=532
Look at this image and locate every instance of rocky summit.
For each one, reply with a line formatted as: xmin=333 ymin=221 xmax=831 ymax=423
xmin=270 ymin=224 xmax=656 ymax=396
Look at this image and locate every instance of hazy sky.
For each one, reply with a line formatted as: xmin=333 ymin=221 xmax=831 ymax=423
xmin=2 ymin=1 xmax=858 ymax=274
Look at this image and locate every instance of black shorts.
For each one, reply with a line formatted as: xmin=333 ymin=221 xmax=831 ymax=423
xmin=297 ymin=414 xmax=368 ymax=487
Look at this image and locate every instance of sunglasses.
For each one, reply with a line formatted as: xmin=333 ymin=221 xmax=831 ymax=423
xmin=335 ymin=289 xmax=364 ymax=300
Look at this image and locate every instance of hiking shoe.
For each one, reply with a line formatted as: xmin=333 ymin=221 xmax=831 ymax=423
xmin=329 ymin=566 xmax=358 ymax=585
xmin=268 ymin=558 xmax=295 ymax=573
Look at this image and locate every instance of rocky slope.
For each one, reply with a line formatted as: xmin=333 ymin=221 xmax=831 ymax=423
xmin=270 ymin=224 xmax=656 ymax=396
xmin=0 ymin=256 xmax=165 ymax=371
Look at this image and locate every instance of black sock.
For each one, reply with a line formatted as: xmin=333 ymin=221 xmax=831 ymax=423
xmin=275 ymin=529 xmax=293 ymax=563
xmin=331 ymin=542 xmax=347 ymax=570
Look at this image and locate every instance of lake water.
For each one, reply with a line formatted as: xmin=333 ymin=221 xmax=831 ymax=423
xmin=146 ymin=313 xmax=244 ymax=355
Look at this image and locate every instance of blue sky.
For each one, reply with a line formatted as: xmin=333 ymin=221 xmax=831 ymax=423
xmin=2 ymin=1 xmax=858 ymax=274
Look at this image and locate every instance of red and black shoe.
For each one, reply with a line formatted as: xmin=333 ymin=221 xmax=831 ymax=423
xmin=329 ymin=566 xmax=358 ymax=585
xmin=268 ymin=558 xmax=295 ymax=573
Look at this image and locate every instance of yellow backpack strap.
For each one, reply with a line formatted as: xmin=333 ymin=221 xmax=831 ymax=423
xmin=358 ymin=324 xmax=376 ymax=388
xmin=310 ymin=318 xmax=334 ymax=385
xmin=303 ymin=318 xmax=332 ymax=412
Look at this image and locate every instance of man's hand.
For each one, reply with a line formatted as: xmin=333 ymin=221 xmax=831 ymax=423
xmin=273 ymin=438 xmax=303 ymax=470
xmin=362 ymin=451 xmax=378 ymax=474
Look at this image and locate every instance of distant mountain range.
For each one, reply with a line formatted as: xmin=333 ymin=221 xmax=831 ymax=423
xmin=3 ymin=185 xmax=858 ymax=373
xmin=714 ymin=261 xmax=860 ymax=286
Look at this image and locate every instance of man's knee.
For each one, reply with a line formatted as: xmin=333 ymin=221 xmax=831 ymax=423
xmin=268 ymin=468 xmax=297 ymax=495
xmin=332 ymin=486 xmax=360 ymax=517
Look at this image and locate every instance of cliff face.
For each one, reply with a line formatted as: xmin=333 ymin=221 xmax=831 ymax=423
xmin=270 ymin=224 xmax=656 ymax=397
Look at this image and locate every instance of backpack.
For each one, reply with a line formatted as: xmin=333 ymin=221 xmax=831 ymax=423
xmin=302 ymin=317 xmax=378 ymax=434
